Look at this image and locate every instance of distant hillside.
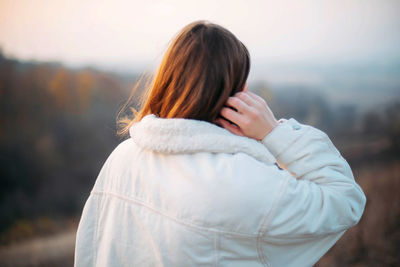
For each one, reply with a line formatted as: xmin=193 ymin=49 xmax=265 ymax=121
xmin=250 ymin=61 xmax=400 ymax=112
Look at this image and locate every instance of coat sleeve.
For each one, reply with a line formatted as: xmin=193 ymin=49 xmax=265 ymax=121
xmin=258 ymin=118 xmax=366 ymax=266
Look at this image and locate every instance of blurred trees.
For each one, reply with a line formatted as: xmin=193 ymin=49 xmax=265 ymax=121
xmin=385 ymin=102 xmax=400 ymax=152
xmin=0 ymin=52 xmax=135 ymax=239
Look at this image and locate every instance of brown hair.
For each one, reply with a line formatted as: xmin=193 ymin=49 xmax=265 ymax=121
xmin=117 ymin=20 xmax=250 ymax=136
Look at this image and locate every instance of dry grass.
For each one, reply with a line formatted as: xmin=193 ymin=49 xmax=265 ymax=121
xmin=0 ymin=230 xmax=75 ymax=267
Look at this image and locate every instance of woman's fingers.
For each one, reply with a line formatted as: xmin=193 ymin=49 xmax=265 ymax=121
xmin=225 ymin=96 xmax=250 ymax=113
xmin=234 ymin=91 xmax=258 ymax=107
xmin=216 ymin=118 xmax=245 ymax=136
xmin=246 ymin=90 xmax=266 ymax=106
xmin=220 ymin=107 xmax=244 ymax=126
xmin=218 ymin=89 xmax=278 ymax=140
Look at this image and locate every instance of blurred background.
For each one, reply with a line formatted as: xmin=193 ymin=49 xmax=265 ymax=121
xmin=0 ymin=0 xmax=399 ymax=266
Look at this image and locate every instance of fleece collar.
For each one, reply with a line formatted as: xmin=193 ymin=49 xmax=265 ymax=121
xmin=129 ymin=114 xmax=275 ymax=165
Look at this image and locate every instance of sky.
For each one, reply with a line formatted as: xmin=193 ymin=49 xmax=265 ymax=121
xmin=0 ymin=0 xmax=399 ymax=74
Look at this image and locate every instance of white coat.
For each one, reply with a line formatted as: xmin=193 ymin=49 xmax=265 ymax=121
xmin=74 ymin=114 xmax=366 ymax=267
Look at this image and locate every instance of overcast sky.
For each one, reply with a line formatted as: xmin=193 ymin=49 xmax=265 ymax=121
xmin=0 ymin=0 xmax=399 ymax=73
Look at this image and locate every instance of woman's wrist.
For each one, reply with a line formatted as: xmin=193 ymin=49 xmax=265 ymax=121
xmin=260 ymin=118 xmax=281 ymax=140
xmin=261 ymin=118 xmax=304 ymax=158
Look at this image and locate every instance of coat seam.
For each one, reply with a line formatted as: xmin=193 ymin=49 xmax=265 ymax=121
xmin=92 ymin=194 xmax=99 ymax=267
xmin=91 ymin=190 xmax=258 ymax=239
xmin=256 ymin=176 xmax=290 ymax=266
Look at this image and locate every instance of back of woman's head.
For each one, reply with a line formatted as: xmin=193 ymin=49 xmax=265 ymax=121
xmin=118 ymin=20 xmax=250 ymax=136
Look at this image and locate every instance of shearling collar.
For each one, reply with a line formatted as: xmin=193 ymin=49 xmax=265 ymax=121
xmin=129 ymin=114 xmax=276 ymax=165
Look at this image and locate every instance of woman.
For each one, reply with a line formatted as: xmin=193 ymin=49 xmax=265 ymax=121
xmin=74 ymin=21 xmax=366 ymax=267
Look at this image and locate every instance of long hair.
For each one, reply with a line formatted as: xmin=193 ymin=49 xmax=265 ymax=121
xmin=117 ymin=20 xmax=250 ymax=136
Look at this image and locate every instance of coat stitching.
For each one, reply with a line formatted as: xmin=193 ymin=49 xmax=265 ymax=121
xmin=92 ymin=194 xmax=99 ymax=267
xmin=91 ymin=190 xmax=259 ymax=239
xmin=256 ymin=176 xmax=290 ymax=266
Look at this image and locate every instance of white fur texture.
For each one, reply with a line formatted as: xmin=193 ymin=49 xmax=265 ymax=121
xmin=129 ymin=114 xmax=276 ymax=164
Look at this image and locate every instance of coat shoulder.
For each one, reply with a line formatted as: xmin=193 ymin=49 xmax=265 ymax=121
xmin=151 ymin=151 xmax=290 ymax=235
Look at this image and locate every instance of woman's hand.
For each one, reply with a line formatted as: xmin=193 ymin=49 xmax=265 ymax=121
xmin=216 ymin=90 xmax=279 ymax=140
